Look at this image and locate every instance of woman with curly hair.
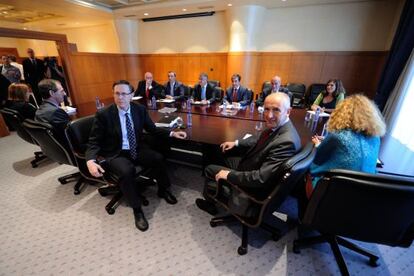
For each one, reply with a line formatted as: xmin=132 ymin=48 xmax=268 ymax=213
xmin=305 ymin=94 xmax=386 ymax=197
xmin=311 ymin=79 xmax=345 ymax=113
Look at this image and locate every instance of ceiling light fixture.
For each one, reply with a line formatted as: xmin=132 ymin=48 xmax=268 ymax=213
xmin=227 ymin=3 xmax=232 ymax=7
xmin=144 ymin=12 xmax=149 ymax=16
xmin=182 ymin=8 xmax=187 ymax=11
xmin=23 ymin=27 xmax=27 ymax=30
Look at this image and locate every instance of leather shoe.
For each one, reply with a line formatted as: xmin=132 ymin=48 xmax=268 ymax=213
xmin=133 ymin=209 xmax=149 ymax=232
xmin=157 ymin=189 xmax=177 ymax=205
xmin=195 ymin=198 xmax=218 ymax=216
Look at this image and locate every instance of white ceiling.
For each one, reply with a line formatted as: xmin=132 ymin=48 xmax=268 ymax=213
xmin=0 ymin=0 xmax=381 ymax=31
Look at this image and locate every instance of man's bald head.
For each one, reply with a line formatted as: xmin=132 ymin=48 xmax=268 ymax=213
xmin=265 ymin=92 xmax=290 ymax=109
xmin=263 ymin=92 xmax=291 ymax=129
xmin=270 ymin=76 xmax=282 ymax=92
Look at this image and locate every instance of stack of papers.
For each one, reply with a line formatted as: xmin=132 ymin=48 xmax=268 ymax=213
xmin=219 ymin=104 xmax=242 ymax=110
xmin=157 ymin=99 xmax=175 ymax=103
xmin=193 ymin=101 xmax=208 ymax=105
xmin=155 ymin=116 xmax=179 ymax=128
xmin=158 ymin=107 xmax=177 ymax=114
xmin=132 ymin=96 xmax=142 ymax=101
xmin=63 ymin=106 xmax=77 ymax=115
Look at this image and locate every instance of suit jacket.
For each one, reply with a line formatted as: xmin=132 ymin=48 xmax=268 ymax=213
xmin=256 ymin=87 xmax=291 ymax=106
xmin=134 ymin=80 xmax=164 ymax=101
xmin=224 ymin=86 xmax=250 ymax=106
xmin=5 ymin=100 xmax=37 ymax=120
xmin=227 ymin=120 xmax=301 ymax=195
xmin=86 ymin=102 xmax=169 ymax=161
xmin=192 ymin=83 xmax=217 ymax=103
xmin=35 ymin=100 xmax=70 ymax=147
xmin=22 ymin=58 xmax=45 ymax=84
xmin=163 ymin=81 xmax=185 ymax=100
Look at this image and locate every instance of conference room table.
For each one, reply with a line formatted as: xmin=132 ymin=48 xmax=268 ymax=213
xmin=76 ymin=98 xmax=315 ymax=146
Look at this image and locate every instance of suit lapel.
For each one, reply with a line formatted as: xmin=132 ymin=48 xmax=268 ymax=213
xmin=110 ymin=104 xmax=122 ymax=146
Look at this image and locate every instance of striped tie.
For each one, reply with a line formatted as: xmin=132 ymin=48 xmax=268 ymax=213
xmin=125 ymin=113 xmax=137 ymax=160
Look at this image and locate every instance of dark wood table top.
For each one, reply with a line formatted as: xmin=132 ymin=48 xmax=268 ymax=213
xmin=75 ymin=98 xmax=313 ymax=146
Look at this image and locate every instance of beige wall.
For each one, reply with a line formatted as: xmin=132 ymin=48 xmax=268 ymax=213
xmin=52 ymin=22 xmax=120 ymax=53
xmin=137 ymin=11 xmax=228 ymax=54
xmin=0 ymin=37 xmax=58 ymax=57
xmin=260 ymin=0 xmax=400 ymax=51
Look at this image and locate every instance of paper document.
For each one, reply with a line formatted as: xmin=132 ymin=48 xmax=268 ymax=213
xmin=306 ymin=110 xmax=330 ymax=118
xmin=63 ymin=106 xmax=77 ymax=115
xmin=157 ymin=99 xmax=175 ymax=103
xmin=132 ymin=96 xmax=142 ymax=101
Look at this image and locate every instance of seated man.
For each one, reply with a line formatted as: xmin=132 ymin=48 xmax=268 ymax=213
xmin=196 ymin=93 xmax=301 ymax=215
xmin=164 ymin=71 xmax=184 ymax=101
xmin=256 ymin=75 xmax=292 ymax=106
xmin=192 ymin=72 xmax=217 ymax=104
xmin=86 ymin=80 xmax=187 ymax=232
xmin=35 ymin=79 xmax=70 ymax=147
xmin=134 ymin=72 xmax=164 ymax=102
xmin=223 ymin=74 xmax=250 ymax=107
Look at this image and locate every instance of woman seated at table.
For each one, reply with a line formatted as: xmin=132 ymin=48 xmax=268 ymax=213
xmin=311 ymin=79 xmax=345 ymax=113
xmin=5 ymin=83 xmax=37 ymax=120
xmin=306 ymin=94 xmax=386 ymax=198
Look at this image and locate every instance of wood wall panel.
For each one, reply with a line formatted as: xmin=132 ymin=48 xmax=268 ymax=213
xmin=67 ymin=51 xmax=387 ymax=108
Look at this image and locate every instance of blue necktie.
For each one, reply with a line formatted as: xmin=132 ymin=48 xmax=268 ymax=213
xmin=201 ymin=86 xmax=206 ymax=100
xmin=125 ymin=113 xmax=137 ymax=160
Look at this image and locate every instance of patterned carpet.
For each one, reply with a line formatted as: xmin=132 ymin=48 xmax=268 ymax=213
xmin=1 ymin=132 xmax=414 ymax=276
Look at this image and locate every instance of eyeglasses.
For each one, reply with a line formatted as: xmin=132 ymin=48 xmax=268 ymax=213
xmin=114 ymin=92 xmax=133 ymax=98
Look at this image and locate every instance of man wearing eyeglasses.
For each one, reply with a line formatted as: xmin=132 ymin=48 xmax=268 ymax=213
xmin=35 ymin=79 xmax=70 ymax=148
xmin=86 ymin=80 xmax=187 ymax=232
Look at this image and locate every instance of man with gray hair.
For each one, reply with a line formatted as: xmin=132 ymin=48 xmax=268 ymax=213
xmin=196 ymin=92 xmax=301 ymax=215
xmin=256 ymin=75 xmax=292 ymax=106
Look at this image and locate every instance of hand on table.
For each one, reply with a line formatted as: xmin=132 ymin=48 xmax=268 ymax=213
xmin=172 ymin=131 xmax=187 ymax=139
xmin=220 ymin=141 xmax=235 ymax=152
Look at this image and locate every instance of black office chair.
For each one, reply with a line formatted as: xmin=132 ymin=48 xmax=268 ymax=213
xmin=214 ymin=86 xmax=224 ymax=102
xmin=261 ymin=81 xmax=272 ymax=92
xmin=246 ymin=89 xmax=254 ymax=105
xmin=0 ymin=108 xmax=46 ymax=167
xmin=306 ymin=83 xmax=325 ymax=107
xmin=208 ymin=80 xmax=220 ymax=88
xmin=183 ymin=85 xmax=192 ymax=99
xmin=22 ymin=119 xmax=84 ymax=193
xmin=287 ymin=83 xmax=306 ymax=108
xmin=293 ymin=169 xmax=414 ymax=276
xmin=65 ymin=116 xmax=152 ymax=214
xmin=208 ymin=143 xmax=316 ymax=255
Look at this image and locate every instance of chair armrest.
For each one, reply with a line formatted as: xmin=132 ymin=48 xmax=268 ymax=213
xmin=225 ymin=179 xmax=266 ymax=204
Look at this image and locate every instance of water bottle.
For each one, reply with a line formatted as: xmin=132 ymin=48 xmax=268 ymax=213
xmin=249 ymin=101 xmax=255 ymax=113
xmin=95 ymin=96 xmax=102 ymax=110
xmin=187 ymin=112 xmax=192 ymax=127
xmin=151 ymin=96 xmax=156 ymax=109
xmin=314 ymin=107 xmax=321 ymax=123
xmin=187 ymin=97 xmax=192 ymax=111
xmin=223 ymin=99 xmax=228 ymax=110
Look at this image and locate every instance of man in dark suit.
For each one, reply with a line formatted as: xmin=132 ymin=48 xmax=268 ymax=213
xmin=256 ymin=75 xmax=292 ymax=106
xmin=134 ymin=72 xmax=164 ymax=102
xmin=86 ymin=80 xmax=187 ymax=232
xmin=196 ymin=92 xmax=301 ymax=215
xmin=223 ymin=74 xmax=250 ymax=106
xmin=192 ymin=72 xmax=217 ymax=104
xmin=164 ymin=71 xmax=184 ymax=101
xmin=22 ymin=48 xmax=45 ymax=104
xmin=35 ymin=79 xmax=70 ymax=148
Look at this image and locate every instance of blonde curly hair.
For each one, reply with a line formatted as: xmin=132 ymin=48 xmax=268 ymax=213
xmin=327 ymin=94 xmax=386 ymax=137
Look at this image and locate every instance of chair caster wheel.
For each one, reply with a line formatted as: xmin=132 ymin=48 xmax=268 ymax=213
xmin=237 ymin=246 xmax=247 ymax=255
xmin=142 ymin=198 xmax=149 ymax=206
xmin=59 ymin=179 xmax=67 ymax=184
xmin=293 ymin=241 xmax=301 ymax=254
xmin=74 ymin=189 xmax=80 ymax=195
xmin=210 ymin=220 xmax=218 ymax=227
xmin=369 ymin=258 xmax=379 ymax=267
xmin=31 ymin=163 xmax=38 ymax=168
xmin=106 ymin=207 xmax=115 ymax=215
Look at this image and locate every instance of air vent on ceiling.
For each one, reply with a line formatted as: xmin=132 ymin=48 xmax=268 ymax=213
xmin=142 ymin=11 xmax=215 ymax=22
xmin=124 ymin=14 xmax=136 ymax=17
xmin=198 ymin=6 xmax=214 ymax=10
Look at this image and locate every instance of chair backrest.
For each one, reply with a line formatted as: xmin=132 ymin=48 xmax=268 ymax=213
xmin=235 ymin=143 xmax=316 ymax=226
xmin=183 ymin=85 xmax=192 ymax=99
xmin=247 ymin=89 xmax=254 ymax=104
xmin=208 ymin=80 xmax=220 ymax=88
xmin=214 ymin=86 xmax=224 ymax=101
xmin=262 ymin=81 xmax=271 ymax=92
xmin=304 ymin=169 xmax=414 ymax=247
xmin=306 ymin=83 xmax=325 ymax=106
xmin=23 ymin=119 xmax=74 ymax=166
xmin=287 ymin=83 xmax=306 ymax=107
xmin=65 ymin=115 xmax=94 ymax=156
xmin=0 ymin=108 xmax=36 ymax=145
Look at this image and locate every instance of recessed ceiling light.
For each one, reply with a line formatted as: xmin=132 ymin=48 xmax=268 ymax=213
xmin=23 ymin=27 xmax=27 ymax=30
xmin=282 ymin=0 xmax=287 ymax=1
xmin=182 ymin=8 xmax=187 ymax=11
xmin=227 ymin=3 xmax=232 ymax=7
xmin=2 ymin=11 xmax=8 ymax=14
xmin=144 ymin=12 xmax=149 ymax=16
